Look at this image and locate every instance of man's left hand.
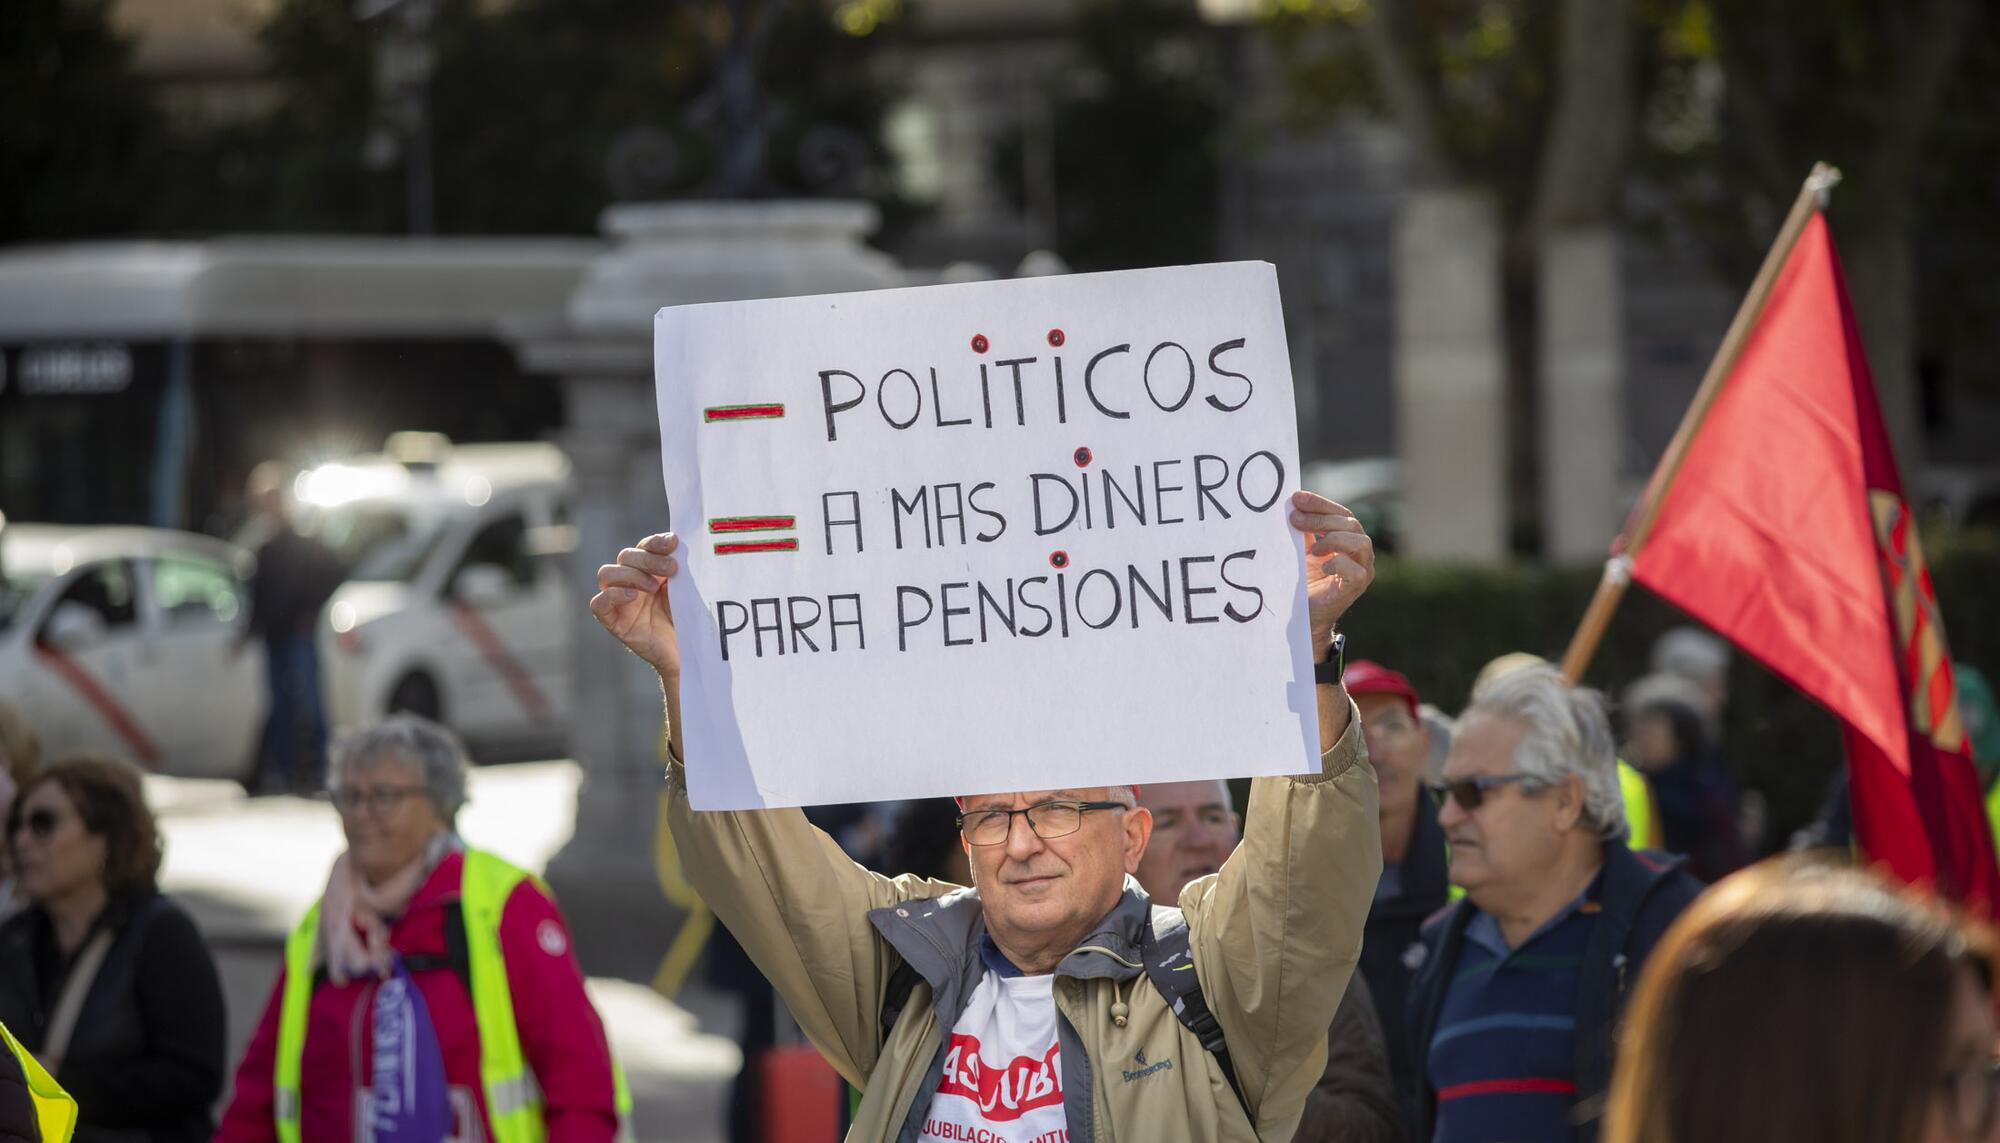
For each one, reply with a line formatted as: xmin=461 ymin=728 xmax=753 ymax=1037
xmin=1289 ymin=490 xmax=1374 ymax=656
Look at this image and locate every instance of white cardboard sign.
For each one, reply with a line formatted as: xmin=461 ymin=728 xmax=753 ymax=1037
xmin=654 ymin=261 xmax=1319 ymax=809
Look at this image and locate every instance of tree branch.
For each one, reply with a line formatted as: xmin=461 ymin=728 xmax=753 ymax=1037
xmin=1352 ymin=0 xmax=1451 ymax=185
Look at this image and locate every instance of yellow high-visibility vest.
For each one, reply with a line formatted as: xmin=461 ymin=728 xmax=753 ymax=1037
xmin=1 ymin=1020 xmax=77 ymax=1143
xmin=1985 ymin=780 xmax=2000 ymax=855
xmin=273 ymin=849 xmax=633 ymax=1143
xmin=1620 ymin=761 xmax=1660 ymax=850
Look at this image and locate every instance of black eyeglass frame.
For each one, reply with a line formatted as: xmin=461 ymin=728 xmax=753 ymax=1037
xmin=1430 ymin=773 xmax=1544 ymax=812
xmin=328 ymin=785 xmax=431 ymax=815
xmin=956 ymin=799 xmax=1130 ymax=845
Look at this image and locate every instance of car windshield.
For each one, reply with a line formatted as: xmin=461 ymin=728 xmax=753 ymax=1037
xmin=313 ymin=503 xmax=448 ymax=583
xmin=0 ymin=566 xmax=49 ymax=630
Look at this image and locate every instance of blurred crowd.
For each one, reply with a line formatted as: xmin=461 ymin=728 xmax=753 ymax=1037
xmin=690 ymin=627 xmax=2000 ymax=1143
xmin=2 ymin=617 xmax=1999 ymax=1142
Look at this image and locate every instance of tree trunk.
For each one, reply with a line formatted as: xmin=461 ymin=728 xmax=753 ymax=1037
xmin=1514 ymin=0 xmax=1633 ymax=555
xmin=1841 ymin=222 xmax=1923 ymax=473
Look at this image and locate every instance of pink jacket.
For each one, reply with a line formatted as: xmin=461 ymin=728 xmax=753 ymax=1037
xmin=214 ymin=852 xmax=619 ymax=1143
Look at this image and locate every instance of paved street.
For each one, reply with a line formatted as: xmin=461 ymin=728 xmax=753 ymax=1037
xmin=147 ymin=761 xmax=739 ymax=1143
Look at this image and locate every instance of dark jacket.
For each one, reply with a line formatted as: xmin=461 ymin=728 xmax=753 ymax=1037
xmin=246 ymin=527 xmax=344 ymax=643
xmin=1292 ymin=973 xmax=1406 ymax=1143
xmin=1359 ymin=792 xmax=1451 ymax=1134
xmin=1405 ymin=844 xmax=1702 ymax=1143
xmin=0 ymin=1038 xmax=38 ymax=1143
xmin=0 ymin=892 xmax=225 ymax=1143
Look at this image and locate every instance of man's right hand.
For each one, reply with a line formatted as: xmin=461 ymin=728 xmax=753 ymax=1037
xmin=589 ymin=532 xmax=682 ymax=679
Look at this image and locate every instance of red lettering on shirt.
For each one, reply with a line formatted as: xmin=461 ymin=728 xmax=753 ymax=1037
xmin=933 ymin=1033 xmax=1064 ymax=1123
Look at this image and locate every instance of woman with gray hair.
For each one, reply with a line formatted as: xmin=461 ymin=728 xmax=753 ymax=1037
xmin=215 ymin=715 xmax=630 ymax=1143
xmin=1404 ymin=664 xmax=1705 ymax=1143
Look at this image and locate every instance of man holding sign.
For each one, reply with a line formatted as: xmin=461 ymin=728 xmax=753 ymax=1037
xmin=590 ymin=485 xmax=1379 ymax=1142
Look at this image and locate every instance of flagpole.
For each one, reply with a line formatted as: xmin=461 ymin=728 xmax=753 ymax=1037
xmin=1559 ymin=161 xmax=1842 ymax=683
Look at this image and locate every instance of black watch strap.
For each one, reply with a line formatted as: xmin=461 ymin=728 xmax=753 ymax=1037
xmin=1314 ymin=632 xmax=1346 ymax=687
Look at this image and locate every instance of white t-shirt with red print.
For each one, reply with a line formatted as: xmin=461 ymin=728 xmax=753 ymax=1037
xmin=919 ymin=969 xmax=1070 ymax=1143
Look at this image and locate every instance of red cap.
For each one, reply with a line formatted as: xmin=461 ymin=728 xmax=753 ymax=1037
xmin=1342 ymin=660 xmax=1419 ymax=719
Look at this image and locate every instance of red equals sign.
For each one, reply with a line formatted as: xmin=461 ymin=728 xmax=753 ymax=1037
xmin=705 ymin=403 xmax=785 ymax=422
xmin=709 ymin=514 xmax=798 ymax=556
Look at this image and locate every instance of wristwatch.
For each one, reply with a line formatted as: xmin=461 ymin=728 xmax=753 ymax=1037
xmin=1314 ymin=632 xmax=1346 ymax=687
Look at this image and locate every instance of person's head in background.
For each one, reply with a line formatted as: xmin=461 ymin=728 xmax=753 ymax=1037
xmin=245 ymin=460 xmax=293 ymax=525
xmin=1442 ymin=663 xmax=1626 ymax=932
xmin=1956 ymin=664 xmax=2000 ymax=788
xmin=1343 ymin=660 xmax=1431 ymax=863
xmin=327 ymin=715 xmax=466 ymax=886
xmin=1418 ymin=702 xmax=1455 ymax=785
xmin=1471 ymin=650 xmax=1553 ymax=702
xmin=1650 ymin=626 xmax=1729 ymax=726
xmin=1619 ymin=673 xmax=1713 ymax=774
xmin=7 ymin=753 xmax=162 ymax=921
xmin=1133 ymin=781 xmax=1239 ymax=904
xmin=1608 ymin=855 xmax=2000 ymax=1143
xmin=0 ymin=700 xmax=44 ymax=881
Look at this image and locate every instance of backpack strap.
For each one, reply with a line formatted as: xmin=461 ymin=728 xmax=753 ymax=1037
xmin=310 ymin=902 xmax=472 ymax=992
xmin=1141 ymin=906 xmax=1251 ymax=1122
xmin=879 ymin=958 xmax=924 ymax=1045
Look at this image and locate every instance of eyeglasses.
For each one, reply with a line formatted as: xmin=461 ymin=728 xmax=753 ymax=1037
xmin=958 ymin=800 xmax=1127 ymax=846
xmin=329 ymin=785 xmax=429 ymax=815
xmin=1431 ymin=773 xmax=1540 ymax=812
xmin=1939 ymin=1055 xmax=2000 ymax=1138
xmin=9 ymin=808 xmax=61 ymax=840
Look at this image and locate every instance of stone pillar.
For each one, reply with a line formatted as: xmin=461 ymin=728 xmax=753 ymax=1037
xmin=513 ymin=201 xmax=905 ymax=981
xmin=1538 ymin=227 xmax=1625 ymax=564
xmin=1395 ymin=190 xmax=1506 ymax=561
xmin=540 ymin=372 xmax=678 ymax=980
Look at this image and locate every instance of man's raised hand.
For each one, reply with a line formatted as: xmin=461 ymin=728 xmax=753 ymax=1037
xmin=590 ymin=532 xmax=683 ymax=679
xmin=1289 ymin=490 xmax=1374 ymax=653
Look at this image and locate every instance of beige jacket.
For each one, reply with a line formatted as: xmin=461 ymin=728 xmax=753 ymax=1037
xmin=664 ymin=707 xmax=1380 ymax=1142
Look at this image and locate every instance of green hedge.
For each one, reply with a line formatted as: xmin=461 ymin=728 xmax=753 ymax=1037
xmin=1335 ymin=531 xmax=2000 ymax=847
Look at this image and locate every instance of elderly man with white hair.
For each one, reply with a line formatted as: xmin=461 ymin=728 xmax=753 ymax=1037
xmin=1404 ymin=665 xmax=1702 ymax=1143
xmin=593 ymin=491 xmax=1383 ymax=1142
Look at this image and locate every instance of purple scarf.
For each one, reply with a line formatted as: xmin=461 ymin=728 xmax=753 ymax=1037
xmin=370 ymin=958 xmax=453 ymax=1143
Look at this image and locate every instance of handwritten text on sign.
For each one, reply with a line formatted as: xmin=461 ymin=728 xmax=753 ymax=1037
xmin=655 ymin=262 xmax=1320 ymax=809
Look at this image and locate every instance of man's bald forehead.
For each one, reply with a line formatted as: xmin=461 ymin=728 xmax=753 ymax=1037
xmin=959 ymin=786 xmax=1138 ymax=811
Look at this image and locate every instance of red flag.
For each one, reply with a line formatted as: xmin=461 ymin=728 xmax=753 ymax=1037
xmin=1625 ymin=213 xmax=1998 ymax=913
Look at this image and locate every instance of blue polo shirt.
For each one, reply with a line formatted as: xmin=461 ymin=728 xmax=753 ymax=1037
xmin=1427 ymin=878 xmax=1603 ymax=1142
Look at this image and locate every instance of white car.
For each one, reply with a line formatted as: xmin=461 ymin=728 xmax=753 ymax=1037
xmin=302 ymin=436 xmax=576 ymax=759
xmin=0 ymin=524 xmax=265 ymax=782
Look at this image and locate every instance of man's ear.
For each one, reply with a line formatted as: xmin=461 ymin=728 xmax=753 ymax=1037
xmin=1123 ymin=806 xmax=1154 ymax=873
xmin=1553 ymin=775 xmax=1587 ymax=832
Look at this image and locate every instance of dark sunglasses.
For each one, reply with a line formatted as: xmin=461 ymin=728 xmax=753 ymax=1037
xmin=10 ymin=808 xmax=61 ymax=840
xmin=1430 ymin=773 xmax=1539 ymax=812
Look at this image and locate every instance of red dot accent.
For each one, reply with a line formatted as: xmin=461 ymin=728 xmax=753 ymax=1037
xmin=1047 ymin=328 xmax=1066 ymax=347
xmin=1049 ymin=550 xmax=1070 ymax=569
xmin=1073 ymin=446 xmax=1093 ymax=467
xmin=971 ymin=334 xmax=990 ymax=354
